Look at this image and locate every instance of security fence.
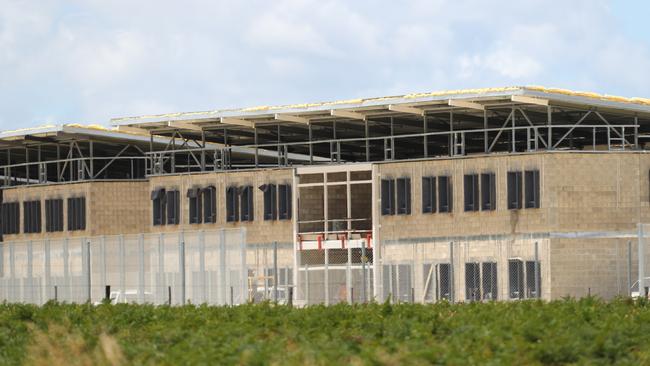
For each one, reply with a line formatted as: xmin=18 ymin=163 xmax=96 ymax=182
xmin=0 ymin=229 xmax=249 ymax=305
xmin=377 ymin=237 xmax=547 ymax=303
xmin=296 ymin=245 xmax=373 ymax=306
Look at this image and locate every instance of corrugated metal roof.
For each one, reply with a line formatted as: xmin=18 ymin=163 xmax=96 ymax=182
xmin=110 ymin=86 xmax=650 ymax=126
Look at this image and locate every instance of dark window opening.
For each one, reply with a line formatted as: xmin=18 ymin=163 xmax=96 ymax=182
xmin=422 ymin=176 xmax=436 ymax=214
xmin=465 ymin=262 xmax=481 ymax=301
xmin=151 ymin=188 xmax=166 ymax=226
xmin=481 ymin=173 xmax=496 ymax=211
xmin=226 ymin=186 xmax=238 ymax=222
xmin=187 ymin=187 xmax=202 ymax=224
xmin=464 ymin=174 xmax=479 ymax=212
xmin=507 ymin=172 xmax=522 ymax=210
xmin=202 ymin=186 xmax=216 ymax=223
xmin=261 ymin=184 xmax=277 ymax=221
xmin=45 ymin=199 xmax=64 ymax=232
xmin=279 ymin=184 xmax=292 ymax=220
xmin=67 ymin=197 xmax=86 ymax=231
xmin=24 ymin=200 xmax=41 ymax=234
xmin=381 ymin=179 xmax=395 ymax=215
xmin=525 ymin=260 xmax=541 ymax=298
xmin=166 ymin=190 xmax=180 ymax=225
xmin=240 ymin=186 xmax=254 ymax=222
xmin=438 ymin=176 xmax=452 ymax=213
xmin=437 ymin=263 xmax=451 ymax=301
xmin=525 ymin=170 xmax=540 ymax=208
xmin=508 ymin=259 xmax=524 ymax=299
xmin=396 ymin=177 xmax=411 ymax=215
xmin=1 ymin=202 xmax=19 ymax=235
xmin=482 ymin=262 xmax=498 ymax=300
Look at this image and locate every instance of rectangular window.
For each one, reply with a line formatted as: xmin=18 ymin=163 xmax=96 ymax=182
xmin=45 ymin=199 xmax=64 ymax=232
xmin=187 ymin=187 xmax=202 ymax=224
xmin=396 ymin=177 xmax=411 ymax=215
xmin=437 ymin=263 xmax=451 ymax=301
xmin=23 ymin=200 xmax=41 ymax=234
xmin=1 ymin=202 xmax=19 ymax=234
xmin=525 ymin=170 xmax=540 ymax=208
xmin=151 ymin=188 xmax=166 ymax=226
xmin=422 ymin=177 xmax=436 ymax=214
xmin=226 ymin=186 xmax=238 ymax=222
xmin=438 ymin=176 xmax=452 ymax=213
xmin=278 ymin=184 xmax=292 ymax=220
xmin=465 ymin=262 xmax=481 ymax=301
xmin=482 ymin=262 xmax=498 ymax=300
xmin=481 ymin=173 xmax=496 ymax=211
xmin=507 ymin=172 xmax=523 ymax=210
xmin=202 ymin=186 xmax=216 ymax=223
xmin=381 ymin=179 xmax=395 ymax=215
xmin=525 ymin=260 xmax=541 ymax=298
xmin=166 ymin=190 xmax=180 ymax=225
xmin=240 ymin=186 xmax=254 ymax=222
xmin=508 ymin=259 xmax=524 ymax=299
xmin=262 ymin=184 xmax=277 ymax=221
xmin=464 ymin=174 xmax=479 ymax=212
xmin=67 ymin=197 xmax=86 ymax=231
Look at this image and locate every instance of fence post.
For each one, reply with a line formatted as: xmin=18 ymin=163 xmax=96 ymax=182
xmin=138 ymin=234 xmax=145 ymax=304
xmin=199 ymin=230 xmax=206 ymax=304
xmin=324 ymin=248 xmax=329 ymax=305
xmin=361 ymin=244 xmax=367 ymax=304
xmin=119 ymin=235 xmax=125 ymax=301
xmin=346 ymin=244 xmax=352 ymax=303
xmin=219 ymin=229 xmax=227 ymax=304
xmin=628 ymin=240 xmax=632 ymax=296
xmin=44 ymin=240 xmax=51 ymax=302
xmin=273 ymin=241 xmax=278 ymax=303
xmin=63 ymin=238 xmax=69 ymax=302
xmin=639 ymin=224 xmax=645 ymax=298
xmin=534 ymin=241 xmax=540 ymax=299
xmin=449 ymin=241 xmax=454 ymax=304
xmin=27 ymin=241 xmax=33 ymax=304
xmin=179 ymin=231 xmax=186 ymax=305
xmin=86 ymin=239 xmax=92 ymax=303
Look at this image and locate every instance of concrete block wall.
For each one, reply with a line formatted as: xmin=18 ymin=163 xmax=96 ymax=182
xmin=1 ymin=180 xmax=149 ymax=240
xmin=148 ymin=168 xmax=294 ymax=245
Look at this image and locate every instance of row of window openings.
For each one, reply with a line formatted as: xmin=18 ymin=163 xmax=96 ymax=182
xmin=384 ymin=259 xmax=540 ymax=302
xmin=0 ymin=197 xmax=86 ymax=235
xmin=152 ymin=184 xmax=292 ymax=226
xmin=381 ymin=170 xmax=540 ymax=215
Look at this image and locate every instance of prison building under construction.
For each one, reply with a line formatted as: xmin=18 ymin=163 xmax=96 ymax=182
xmin=2 ymin=86 xmax=650 ymax=305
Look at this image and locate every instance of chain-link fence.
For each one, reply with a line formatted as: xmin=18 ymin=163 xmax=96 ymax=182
xmin=246 ymin=242 xmax=294 ymax=304
xmin=378 ymin=237 xmax=548 ymax=303
xmin=0 ymin=228 xmax=248 ymax=305
xmin=296 ymin=245 xmax=373 ymax=306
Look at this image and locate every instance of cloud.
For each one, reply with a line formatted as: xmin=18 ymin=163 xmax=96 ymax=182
xmin=0 ymin=0 xmax=648 ymax=129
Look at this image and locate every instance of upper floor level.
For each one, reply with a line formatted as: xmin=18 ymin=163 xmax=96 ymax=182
xmin=1 ymin=87 xmax=650 ymax=190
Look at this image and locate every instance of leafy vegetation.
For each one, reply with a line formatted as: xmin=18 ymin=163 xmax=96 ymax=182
xmin=2 ymin=298 xmax=650 ymax=365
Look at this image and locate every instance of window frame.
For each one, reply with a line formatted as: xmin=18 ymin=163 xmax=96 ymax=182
xmin=480 ymin=173 xmax=496 ymax=211
xmin=463 ymin=174 xmax=479 ymax=212
xmin=507 ymin=171 xmax=523 ymax=210
xmin=422 ymin=176 xmax=436 ymax=214
xmin=438 ymin=176 xmax=453 ymax=213
xmin=396 ymin=177 xmax=411 ymax=215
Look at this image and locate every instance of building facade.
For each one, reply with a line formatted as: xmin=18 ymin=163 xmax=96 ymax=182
xmin=2 ymin=87 xmax=650 ymax=304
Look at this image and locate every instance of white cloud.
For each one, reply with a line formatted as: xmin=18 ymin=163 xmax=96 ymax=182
xmin=0 ymin=0 xmax=648 ymax=129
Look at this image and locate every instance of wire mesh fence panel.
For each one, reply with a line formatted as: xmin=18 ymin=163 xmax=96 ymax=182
xmin=0 ymin=228 xmax=247 ymax=305
xmin=381 ymin=237 xmax=553 ymax=303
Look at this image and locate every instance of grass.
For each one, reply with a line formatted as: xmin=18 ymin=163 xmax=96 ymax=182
xmin=1 ymin=297 xmax=650 ymax=365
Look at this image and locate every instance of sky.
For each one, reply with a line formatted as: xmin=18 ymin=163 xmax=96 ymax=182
xmin=0 ymin=0 xmax=649 ymax=130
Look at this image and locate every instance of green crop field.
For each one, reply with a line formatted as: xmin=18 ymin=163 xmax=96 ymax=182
xmin=2 ymin=298 xmax=650 ymax=365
